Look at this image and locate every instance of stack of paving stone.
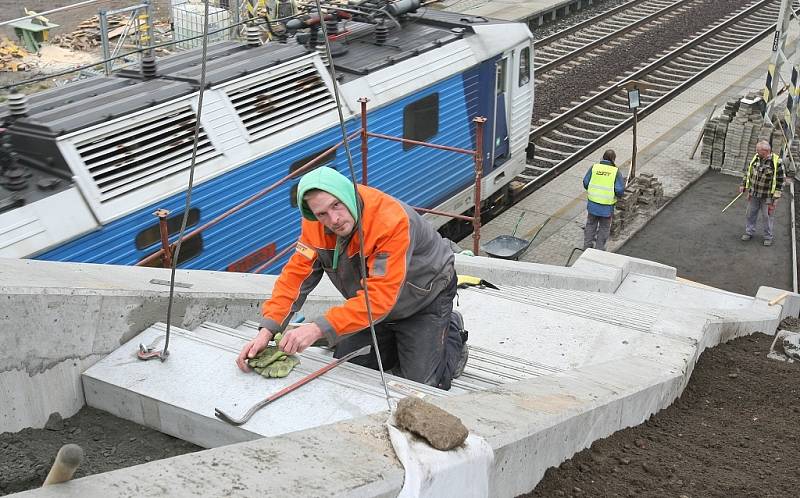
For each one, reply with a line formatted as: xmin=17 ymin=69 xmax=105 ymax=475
xmin=611 ymin=174 xmax=665 ymax=236
xmin=702 ymin=98 xmax=739 ymax=170
xmin=720 ymin=95 xmax=764 ymax=176
xmin=632 ymin=173 xmax=664 ymax=206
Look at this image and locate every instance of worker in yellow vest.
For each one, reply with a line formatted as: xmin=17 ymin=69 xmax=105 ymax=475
xmin=583 ymin=150 xmax=625 ymax=251
xmin=739 ymin=140 xmax=785 ymax=246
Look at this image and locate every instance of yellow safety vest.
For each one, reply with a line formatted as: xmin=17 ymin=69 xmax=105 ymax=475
xmin=587 ymin=163 xmax=618 ymax=205
xmin=745 ymin=153 xmax=780 ymax=194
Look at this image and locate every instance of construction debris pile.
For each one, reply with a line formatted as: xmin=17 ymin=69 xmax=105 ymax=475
xmin=700 ymin=92 xmax=784 ymax=176
xmin=50 ymin=15 xmax=131 ymax=51
xmin=49 ymin=15 xmax=173 ymax=53
xmin=0 ymin=37 xmax=30 ymax=71
xmin=611 ymin=173 xmax=665 ymax=236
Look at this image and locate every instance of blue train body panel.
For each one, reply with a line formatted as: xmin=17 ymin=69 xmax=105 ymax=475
xmin=37 ymin=71 xmax=484 ymax=272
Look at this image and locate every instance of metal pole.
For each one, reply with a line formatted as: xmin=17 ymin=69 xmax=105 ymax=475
xmin=359 ymin=97 xmax=369 ymax=185
xmin=155 ymin=209 xmax=173 ymax=268
xmin=99 ymin=10 xmax=111 ymax=75
xmin=791 ymin=181 xmax=798 ymax=293
xmin=143 ymin=0 xmax=154 ymax=56
xmin=472 ymin=117 xmax=487 ymax=255
xmin=629 ymin=107 xmax=638 ymax=185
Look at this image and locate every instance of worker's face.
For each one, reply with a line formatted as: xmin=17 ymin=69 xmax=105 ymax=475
xmin=757 ymin=146 xmax=771 ymax=160
xmin=305 ymin=191 xmax=355 ymax=237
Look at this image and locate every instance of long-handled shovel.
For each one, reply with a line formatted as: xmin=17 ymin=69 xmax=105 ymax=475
xmin=215 ymin=345 xmax=372 ymax=426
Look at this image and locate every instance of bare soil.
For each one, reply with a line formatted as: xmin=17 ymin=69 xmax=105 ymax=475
xmin=0 ymin=407 xmax=200 ymax=495
xmin=522 ymin=318 xmax=800 ymax=498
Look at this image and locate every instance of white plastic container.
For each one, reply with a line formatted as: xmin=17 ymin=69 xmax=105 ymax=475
xmin=173 ymin=1 xmax=232 ymax=49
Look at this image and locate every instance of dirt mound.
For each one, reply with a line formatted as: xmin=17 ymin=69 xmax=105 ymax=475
xmin=523 ymin=332 xmax=800 ymax=497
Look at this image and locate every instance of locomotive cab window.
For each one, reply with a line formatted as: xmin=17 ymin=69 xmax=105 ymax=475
xmin=403 ymin=93 xmax=439 ymax=150
xmin=289 ymin=148 xmax=337 ymax=207
xmin=519 ymin=47 xmax=530 ymax=87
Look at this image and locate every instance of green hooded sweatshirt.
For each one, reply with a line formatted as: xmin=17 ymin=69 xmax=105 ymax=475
xmin=296 ymin=166 xmax=359 ymax=222
xmin=296 ymin=166 xmax=359 ymax=270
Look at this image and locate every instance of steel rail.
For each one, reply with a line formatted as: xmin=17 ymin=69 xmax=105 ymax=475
xmin=535 ymin=0 xmax=698 ymax=74
xmin=534 ymin=0 xmax=650 ymax=47
xmin=531 ymin=0 xmax=776 ymax=139
xmin=520 ymin=0 xmax=782 ymax=196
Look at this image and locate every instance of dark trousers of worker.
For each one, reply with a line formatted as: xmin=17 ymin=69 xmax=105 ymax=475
xmin=333 ymin=275 xmax=462 ymax=390
xmin=745 ymin=196 xmax=775 ymax=240
xmin=584 ymin=213 xmax=612 ymax=251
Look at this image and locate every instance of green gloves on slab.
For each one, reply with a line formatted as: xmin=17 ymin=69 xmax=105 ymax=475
xmin=247 ymin=333 xmax=300 ymax=378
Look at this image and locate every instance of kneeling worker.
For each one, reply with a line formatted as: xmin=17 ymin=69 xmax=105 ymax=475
xmin=236 ymin=167 xmax=468 ymax=390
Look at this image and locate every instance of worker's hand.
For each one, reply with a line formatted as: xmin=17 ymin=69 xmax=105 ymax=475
xmin=237 ymin=327 xmax=273 ymax=372
xmin=739 ymin=185 xmax=745 ymax=193
xmin=279 ymin=323 xmax=323 ymax=355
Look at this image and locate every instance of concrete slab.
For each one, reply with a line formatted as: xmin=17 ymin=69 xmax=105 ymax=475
xmin=82 ymin=322 xmax=449 ymax=448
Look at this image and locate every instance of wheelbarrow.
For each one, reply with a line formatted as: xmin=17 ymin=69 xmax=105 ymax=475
xmin=481 ymin=214 xmax=550 ymax=261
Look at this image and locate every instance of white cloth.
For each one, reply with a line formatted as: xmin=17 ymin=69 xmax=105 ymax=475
xmin=387 ymin=418 xmax=494 ymax=498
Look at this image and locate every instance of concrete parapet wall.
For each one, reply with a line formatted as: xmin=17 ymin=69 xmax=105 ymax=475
xmin=455 ymin=248 xmax=677 ymax=294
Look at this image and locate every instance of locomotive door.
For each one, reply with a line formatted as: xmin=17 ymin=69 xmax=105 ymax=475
xmin=491 ymin=56 xmax=510 ymax=168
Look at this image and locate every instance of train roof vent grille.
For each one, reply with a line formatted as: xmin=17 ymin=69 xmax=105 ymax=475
xmin=74 ymin=105 xmax=219 ymax=202
xmin=226 ymin=61 xmax=336 ymax=142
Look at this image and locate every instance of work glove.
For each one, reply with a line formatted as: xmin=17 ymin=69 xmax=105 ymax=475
xmin=254 ymin=355 xmax=300 ymax=378
xmin=247 ymin=333 xmax=300 ymax=378
xmin=738 ymin=185 xmax=745 ymax=193
xmin=774 ymin=191 xmax=782 ymax=199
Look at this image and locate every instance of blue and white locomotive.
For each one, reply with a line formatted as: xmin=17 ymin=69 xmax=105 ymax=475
xmin=0 ymin=2 xmax=533 ymax=273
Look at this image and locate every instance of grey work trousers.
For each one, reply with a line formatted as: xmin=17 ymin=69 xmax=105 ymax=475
xmin=333 ymin=274 xmax=463 ymax=390
xmin=745 ymin=196 xmax=775 ymax=240
xmin=584 ymin=212 xmax=612 ymax=251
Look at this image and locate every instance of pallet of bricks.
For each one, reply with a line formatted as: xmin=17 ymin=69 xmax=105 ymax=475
xmin=611 ymin=173 xmax=665 ymax=236
xmin=701 ymin=92 xmax=782 ymax=175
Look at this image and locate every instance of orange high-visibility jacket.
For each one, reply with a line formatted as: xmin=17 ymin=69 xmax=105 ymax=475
xmin=259 ymin=185 xmax=455 ymax=345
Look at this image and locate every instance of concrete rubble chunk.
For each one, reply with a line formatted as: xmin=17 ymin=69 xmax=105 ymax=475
xmin=394 ymin=397 xmax=468 ymax=450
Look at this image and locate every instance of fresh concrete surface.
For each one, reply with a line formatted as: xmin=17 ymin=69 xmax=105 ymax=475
xmin=0 ymin=249 xmax=676 ymax=434
xmin=8 ymin=246 xmax=799 ymax=497
xmin=83 ymin=322 xmax=449 ymax=448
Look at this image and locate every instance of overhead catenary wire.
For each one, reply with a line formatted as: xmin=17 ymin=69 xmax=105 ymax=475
xmin=313 ymin=0 xmax=393 ymax=411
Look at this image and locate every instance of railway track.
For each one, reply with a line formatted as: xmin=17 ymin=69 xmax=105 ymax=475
xmin=515 ymin=0 xmax=788 ymax=199
xmin=534 ymin=0 xmax=699 ymax=75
